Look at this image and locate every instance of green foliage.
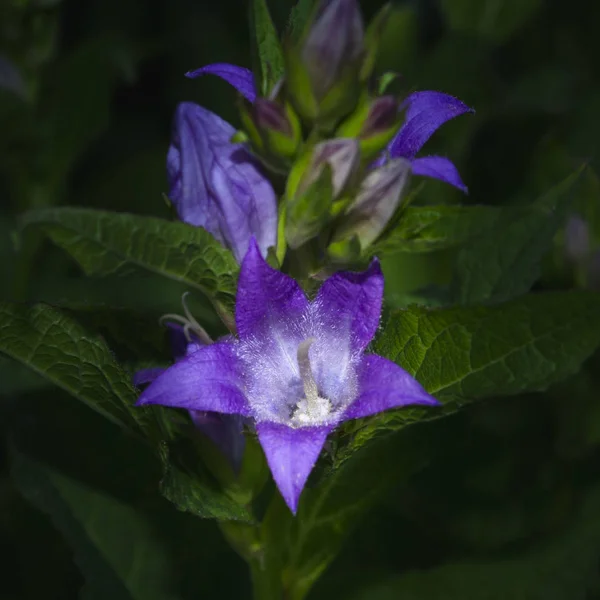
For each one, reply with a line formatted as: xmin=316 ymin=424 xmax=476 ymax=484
xmin=0 ymin=302 xmax=153 ymax=434
xmin=439 ymin=0 xmax=542 ymax=43
xmin=19 ymin=208 xmax=239 ymax=314
xmin=370 ymin=204 xmax=501 ymax=256
xmin=350 ymin=485 xmax=600 ymax=599
xmin=250 ymin=0 xmax=285 ymax=96
xmin=452 ymin=172 xmax=581 ymax=304
xmin=351 ymin=291 xmax=600 ymax=450
xmin=11 ymin=448 xmax=175 ymax=600
xmin=286 ymin=0 xmax=316 ymax=41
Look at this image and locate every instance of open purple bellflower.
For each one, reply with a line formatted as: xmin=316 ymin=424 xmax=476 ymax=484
xmin=137 ymin=241 xmax=439 ymax=513
xmin=134 ymin=323 xmax=246 ymax=470
xmin=167 ymin=102 xmax=277 ymax=262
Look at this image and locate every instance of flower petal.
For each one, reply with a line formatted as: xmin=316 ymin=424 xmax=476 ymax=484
xmin=167 ymin=102 xmax=277 ymax=262
xmin=185 ymin=63 xmax=257 ymax=103
xmin=133 ymin=367 xmax=165 ymax=387
xmin=314 ymin=259 xmax=384 ymax=354
xmin=343 ymin=354 xmax=440 ymax=420
xmin=190 ymin=412 xmax=246 ymax=472
xmin=236 ymin=239 xmax=309 ymax=341
xmin=136 ymin=341 xmax=251 ymax=415
xmin=256 ymin=421 xmax=331 ymax=514
xmin=389 ymin=91 xmax=473 ymax=159
xmin=411 ymin=155 xmax=468 ymax=193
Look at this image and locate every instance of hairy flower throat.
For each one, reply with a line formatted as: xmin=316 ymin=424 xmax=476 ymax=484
xmin=292 ymin=338 xmax=331 ymax=426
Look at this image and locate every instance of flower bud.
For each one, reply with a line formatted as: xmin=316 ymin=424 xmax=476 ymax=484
xmin=167 ymin=102 xmax=277 ymax=262
xmin=333 ymin=157 xmax=411 ymax=249
xmin=285 ymin=138 xmax=360 ymax=248
xmin=239 ymin=97 xmax=302 ymax=167
xmin=337 ymin=95 xmax=402 ymax=161
xmin=285 ymin=0 xmax=365 ymax=126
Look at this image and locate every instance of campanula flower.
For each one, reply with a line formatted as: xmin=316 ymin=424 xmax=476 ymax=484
xmin=137 ymin=240 xmax=439 ymax=513
xmin=186 ymin=63 xmax=257 ymax=102
xmin=374 ymin=91 xmax=474 ymax=192
xmin=134 ymin=321 xmax=246 ymax=470
xmin=167 ymin=102 xmax=277 ymax=262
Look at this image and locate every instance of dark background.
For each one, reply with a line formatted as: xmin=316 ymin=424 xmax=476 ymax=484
xmin=2 ymin=0 xmax=600 ymax=597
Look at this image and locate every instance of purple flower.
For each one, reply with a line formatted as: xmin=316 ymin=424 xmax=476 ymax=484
xmin=167 ymin=102 xmax=277 ymax=262
xmin=184 ymin=62 xmax=473 ymax=192
xmin=137 ymin=241 xmax=439 ymax=513
xmin=134 ymin=323 xmax=246 ymax=470
xmin=375 ymin=91 xmax=474 ymax=192
xmin=186 ymin=63 xmax=257 ymax=103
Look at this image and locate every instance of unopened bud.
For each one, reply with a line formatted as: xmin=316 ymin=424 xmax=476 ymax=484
xmin=285 ymin=0 xmax=365 ymax=126
xmin=333 ymin=157 xmax=411 ymax=249
xmin=285 ymin=138 xmax=360 ymax=248
xmin=337 ymin=95 xmax=401 ymax=160
xmin=239 ymin=98 xmax=302 ymax=167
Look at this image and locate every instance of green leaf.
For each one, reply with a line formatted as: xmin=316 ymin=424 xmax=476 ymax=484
xmin=250 ymin=0 xmax=285 ymax=96
xmin=286 ymin=0 xmax=316 ymax=41
xmin=370 ymin=204 xmax=502 ymax=256
xmin=11 ymin=448 xmax=174 ymax=600
xmin=452 ymin=172 xmax=581 ymax=305
xmin=8 ymin=395 xmax=250 ymax=598
xmin=19 ymin=208 xmax=239 ymax=314
xmin=158 ymin=440 xmax=254 ymax=523
xmin=439 ymin=0 xmax=542 ymax=43
xmin=357 ymin=291 xmax=600 ymax=450
xmin=350 ymin=484 xmax=600 ymax=600
xmin=0 ymin=302 xmax=155 ymax=434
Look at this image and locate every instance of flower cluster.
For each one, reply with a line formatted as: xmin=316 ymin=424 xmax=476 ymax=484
xmin=136 ymin=0 xmax=472 ymax=513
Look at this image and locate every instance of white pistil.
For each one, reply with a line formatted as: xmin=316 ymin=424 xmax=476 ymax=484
xmin=293 ymin=338 xmax=331 ymax=426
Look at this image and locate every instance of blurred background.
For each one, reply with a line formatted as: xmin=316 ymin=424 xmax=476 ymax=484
xmin=2 ymin=0 xmax=600 ymax=597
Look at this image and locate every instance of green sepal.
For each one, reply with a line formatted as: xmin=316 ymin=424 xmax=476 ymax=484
xmin=239 ymin=98 xmax=266 ymax=153
xmin=327 ymin=234 xmax=362 ymax=264
xmin=284 ymin=40 xmax=319 ymax=122
xmin=285 ymin=164 xmax=334 ymax=249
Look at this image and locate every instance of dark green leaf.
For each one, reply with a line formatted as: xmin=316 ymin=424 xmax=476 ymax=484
xmin=452 ymin=172 xmax=581 ymax=305
xmin=158 ymin=441 xmax=254 ymax=523
xmin=357 ymin=291 xmax=600 ymax=450
xmin=250 ymin=0 xmax=285 ymax=95
xmin=8 ymin=395 xmax=249 ymax=598
xmin=286 ymin=0 xmax=316 ymax=41
xmin=11 ymin=448 xmax=174 ymax=600
xmin=439 ymin=0 xmax=542 ymax=43
xmin=19 ymin=208 xmax=239 ymax=314
xmin=0 ymin=302 xmax=155 ymax=434
xmin=370 ymin=204 xmax=501 ymax=256
xmin=350 ymin=484 xmax=600 ymax=600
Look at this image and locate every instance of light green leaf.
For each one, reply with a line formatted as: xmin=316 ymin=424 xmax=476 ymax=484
xmin=439 ymin=0 xmax=542 ymax=43
xmin=356 ymin=291 xmax=600 ymax=450
xmin=250 ymin=0 xmax=285 ymax=96
xmin=19 ymin=208 xmax=239 ymax=314
xmin=370 ymin=204 xmax=501 ymax=256
xmin=11 ymin=447 xmax=174 ymax=600
xmin=351 ymin=484 xmax=600 ymax=600
xmin=452 ymin=172 xmax=581 ymax=305
xmin=0 ymin=302 xmax=155 ymax=434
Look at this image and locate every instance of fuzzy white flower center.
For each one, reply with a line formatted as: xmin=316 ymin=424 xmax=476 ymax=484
xmin=291 ymin=337 xmax=332 ymax=426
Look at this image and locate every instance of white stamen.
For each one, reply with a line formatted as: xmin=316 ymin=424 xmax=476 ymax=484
xmin=293 ymin=338 xmax=331 ymax=426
